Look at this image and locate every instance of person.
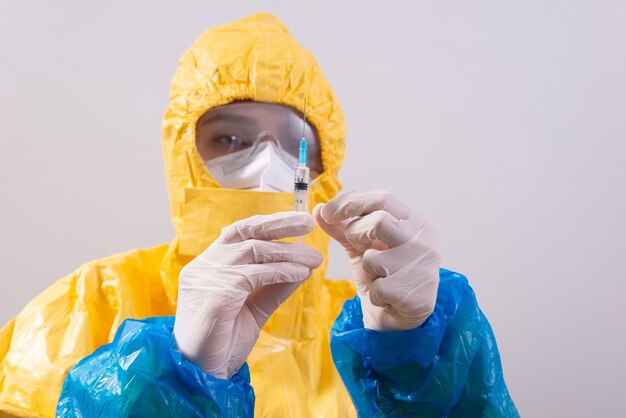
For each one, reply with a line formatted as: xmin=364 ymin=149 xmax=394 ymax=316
xmin=0 ymin=13 xmax=518 ymax=418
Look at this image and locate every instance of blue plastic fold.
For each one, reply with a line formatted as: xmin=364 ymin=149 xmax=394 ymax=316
xmin=330 ymin=269 xmax=519 ymax=417
xmin=56 ymin=271 xmax=518 ymax=417
xmin=56 ymin=316 xmax=255 ymax=418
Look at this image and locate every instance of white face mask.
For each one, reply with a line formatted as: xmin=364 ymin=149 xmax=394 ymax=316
xmin=204 ymin=141 xmax=297 ymax=192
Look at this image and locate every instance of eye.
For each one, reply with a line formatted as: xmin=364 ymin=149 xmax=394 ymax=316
xmin=215 ymin=135 xmax=243 ymax=146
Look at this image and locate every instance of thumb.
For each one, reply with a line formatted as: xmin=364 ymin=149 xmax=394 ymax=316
xmin=313 ymin=203 xmax=360 ymax=257
xmin=245 ymin=280 xmax=305 ymax=328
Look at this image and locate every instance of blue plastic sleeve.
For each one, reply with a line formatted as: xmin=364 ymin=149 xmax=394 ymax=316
xmin=330 ymin=269 xmax=519 ymax=417
xmin=56 ymin=316 xmax=255 ymax=418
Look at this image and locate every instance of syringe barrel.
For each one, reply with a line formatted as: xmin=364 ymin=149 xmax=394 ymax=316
xmin=293 ymin=165 xmax=310 ymax=212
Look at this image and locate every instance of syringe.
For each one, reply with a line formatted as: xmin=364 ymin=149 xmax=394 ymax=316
xmin=293 ymin=138 xmax=310 ymax=212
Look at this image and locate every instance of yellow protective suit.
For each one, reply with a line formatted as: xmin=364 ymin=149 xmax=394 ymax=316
xmin=0 ymin=13 xmax=357 ymax=418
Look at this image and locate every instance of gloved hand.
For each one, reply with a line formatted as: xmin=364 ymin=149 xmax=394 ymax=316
xmin=173 ymin=211 xmax=323 ymax=379
xmin=314 ymin=190 xmax=440 ymax=331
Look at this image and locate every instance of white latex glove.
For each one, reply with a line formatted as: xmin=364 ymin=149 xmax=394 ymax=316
xmin=173 ymin=211 xmax=323 ymax=379
xmin=314 ymin=190 xmax=440 ymax=331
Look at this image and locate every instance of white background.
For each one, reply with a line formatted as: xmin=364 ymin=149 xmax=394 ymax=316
xmin=1 ymin=1 xmax=625 ymax=417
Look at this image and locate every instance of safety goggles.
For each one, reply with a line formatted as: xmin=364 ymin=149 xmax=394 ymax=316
xmin=195 ymin=101 xmax=323 ymax=176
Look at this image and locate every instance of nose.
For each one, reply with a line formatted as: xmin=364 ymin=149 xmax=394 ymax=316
xmin=256 ymin=130 xmax=280 ymax=146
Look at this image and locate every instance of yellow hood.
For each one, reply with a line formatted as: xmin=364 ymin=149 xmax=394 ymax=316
xmin=162 ymin=12 xmax=346 ymax=238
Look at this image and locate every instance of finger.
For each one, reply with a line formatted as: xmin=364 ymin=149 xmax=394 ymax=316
xmin=314 ymin=203 xmax=362 ymax=257
xmin=313 ymin=204 xmax=351 ymax=247
xmin=208 ymin=240 xmax=323 ymax=268
xmin=320 ymin=190 xmax=411 ymax=224
xmin=344 ymin=210 xmax=414 ymax=249
xmin=368 ymin=249 xmax=441 ymax=311
xmin=233 ymin=262 xmax=312 ymax=294
xmin=245 ymin=281 xmax=303 ymax=328
xmin=362 ymin=226 xmax=437 ymax=278
xmin=216 ymin=211 xmax=315 ymax=244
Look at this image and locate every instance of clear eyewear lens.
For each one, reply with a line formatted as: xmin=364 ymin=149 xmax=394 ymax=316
xmin=220 ymin=130 xmax=297 ymax=175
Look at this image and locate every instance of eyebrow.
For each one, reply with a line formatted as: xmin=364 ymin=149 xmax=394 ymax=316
xmin=200 ymin=113 xmax=255 ymax=125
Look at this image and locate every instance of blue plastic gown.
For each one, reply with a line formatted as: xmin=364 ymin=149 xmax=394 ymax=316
xmin=330 ymin=269 xmax=519 ymax=417
xmin=56 ymin=270 xmax=517 ymax=417
xmin=56 ymin=316 xmax=255 ymax=417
